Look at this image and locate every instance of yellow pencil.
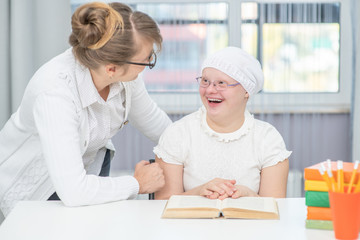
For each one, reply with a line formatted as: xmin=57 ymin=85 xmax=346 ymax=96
xmin=326 ymin=159 xmax=332 ymax=172
xmin=348 ymin=161 xmax=359 ymax=193
xmin=325 ymin=159 xmax=336 ymax=192
xmin=326 ymin=159 xmax=331 ymax=169
xmin=355 ymin=178 xmax=360 ymax=193
xmin=337 ymin=160 xmax=344 ymax=193
xmin=327 ymin=168 xmax=336 ymax=192
xmin=354 ymin=163 xmax=360 ymax=193
xmin=319 ymin=163 xmax=333 ymax=191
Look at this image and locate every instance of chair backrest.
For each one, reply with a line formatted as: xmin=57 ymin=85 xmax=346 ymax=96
xmin=148 ymin=159 xmax=155 ymax=200
xmin=0 ymin=209 xmax=4 ymax=225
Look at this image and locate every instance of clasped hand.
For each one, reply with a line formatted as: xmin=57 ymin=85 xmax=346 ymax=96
xmin=199 ymin=178 xmax=258 ymax=200
xmin=133 ymin=160 xmax=165 ymax=194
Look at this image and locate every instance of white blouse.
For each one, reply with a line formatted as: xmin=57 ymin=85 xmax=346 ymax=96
xmin=77 ymin=74 xmax=126 ymax=174
xmin=154 ymin=107 xmax=292 ymax=193
xmin=0 ymin=48 xmax=171 ymax=216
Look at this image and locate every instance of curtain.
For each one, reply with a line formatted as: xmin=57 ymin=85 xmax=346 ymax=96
xmin=0 ymin=0 xmax=71 ymax=128
xmin=352 ymin=0 xmax=360 ymax=161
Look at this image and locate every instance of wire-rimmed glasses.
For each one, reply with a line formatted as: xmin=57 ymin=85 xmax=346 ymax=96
xmin=196 ymin=77 xmax=240 ymax=91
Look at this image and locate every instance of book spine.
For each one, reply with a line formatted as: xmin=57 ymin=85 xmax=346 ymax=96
xmin=304 ymin=180 xmax=328 ymax=192
xmin=304 ymin=161 xmax=359 ymax=183
xmin=305 ymin=219 xmax=333 ymax=230
xmin=306 ymin=206 xmax=332 ymax=220
xmin=305 ymin=180 xmax=349 ymax=192
xmin=304 ymin=169 xmax=325 ymax=181
xmin=305 ymin=191 xmax=329 ymax=207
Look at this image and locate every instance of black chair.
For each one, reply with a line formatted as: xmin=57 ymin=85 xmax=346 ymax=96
xmin=149 ymin=159 xmax=155 ymax=200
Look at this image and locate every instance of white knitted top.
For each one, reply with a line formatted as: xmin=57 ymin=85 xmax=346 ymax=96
xmin=154 ymin=107 xmax=292 ymax=193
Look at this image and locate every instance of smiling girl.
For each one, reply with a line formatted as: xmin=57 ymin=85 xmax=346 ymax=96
xmin=154 ymin=47 xmax=291 ymax=200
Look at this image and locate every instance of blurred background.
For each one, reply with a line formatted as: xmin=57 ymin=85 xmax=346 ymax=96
xmin=1 ymin=0 xmax=359 ymax=198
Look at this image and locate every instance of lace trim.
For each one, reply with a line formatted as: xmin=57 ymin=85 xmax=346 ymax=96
xmin=0 ymin=158 xmax=48 ymax=216
xmin=199 ymin=106 xmax=254 ymax=143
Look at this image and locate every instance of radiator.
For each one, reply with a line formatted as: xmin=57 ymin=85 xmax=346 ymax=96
xmin=286 ymin=169 xmax=304 ymax=197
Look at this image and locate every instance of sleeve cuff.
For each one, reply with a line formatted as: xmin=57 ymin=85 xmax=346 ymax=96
xmin=114 ymin=175 xmax=139 ymax=200
xmin=153 ymin=146 xmax=183 ymax=165
xmin=263 ymin=150 xmax=292 ymax=169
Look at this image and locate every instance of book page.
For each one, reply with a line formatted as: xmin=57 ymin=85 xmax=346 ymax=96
xmin=222 ymin=197 xmax=277 ymax=213
xmin=166 ymin=195 xmax=220 ymax=209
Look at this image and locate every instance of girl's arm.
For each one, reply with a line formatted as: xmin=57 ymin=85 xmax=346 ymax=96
xmin=154 ymin=157 xmax=184 ymax=199
xmin=258 ymin=159 xmax=289 ymax=198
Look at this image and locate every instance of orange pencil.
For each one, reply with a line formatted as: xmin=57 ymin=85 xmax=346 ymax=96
xmin=347 ymin=160 xmax=359 ymax=193
xmin=319 ymin=163 xmax=333 ymax=191
xmin=337 ymin=160 xmax=344 ymax=193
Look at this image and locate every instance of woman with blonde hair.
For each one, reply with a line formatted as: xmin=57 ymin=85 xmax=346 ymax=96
xmin=0 ymin=2 xmax=171 ymax=217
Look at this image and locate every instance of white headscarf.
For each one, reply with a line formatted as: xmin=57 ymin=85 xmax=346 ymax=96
xmin=201 ymin=47 xmax=264 ymax=96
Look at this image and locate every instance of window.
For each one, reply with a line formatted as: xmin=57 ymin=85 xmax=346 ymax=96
xmin=242 ymin=0 xmax=351 ymax=113
xmin=241 ymin=2 xmax=340 ymax=93
xmin=136 ymin=3 xmax=228 ymax=92
xmin=70 ymin=0 xmax=352 ymax=113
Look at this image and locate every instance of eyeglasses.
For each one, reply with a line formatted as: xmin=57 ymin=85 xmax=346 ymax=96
xmin=196 ymin=77 xmax=240 ymax=91
xmin=122 ymin=51 xmax=157 ymax=69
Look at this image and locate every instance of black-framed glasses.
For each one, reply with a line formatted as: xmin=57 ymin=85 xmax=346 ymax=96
xmin=196 ymin=77 xmax=240 ymax=91
xmin=122 ymin=51 xmax=157 ymax=69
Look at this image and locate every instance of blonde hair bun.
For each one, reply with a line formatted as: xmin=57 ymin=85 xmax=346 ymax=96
xmin=70 ymin=2 xmax=123 ymax=50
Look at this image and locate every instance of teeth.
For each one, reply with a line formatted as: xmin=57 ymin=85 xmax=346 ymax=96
xmin=208 ymin=98 xmax=222 ymax=102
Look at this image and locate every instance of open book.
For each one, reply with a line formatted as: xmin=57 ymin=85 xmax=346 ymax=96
xmin=162 ymin=195 xmax=279 ymax=219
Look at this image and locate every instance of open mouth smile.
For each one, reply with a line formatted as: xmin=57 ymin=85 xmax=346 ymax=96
xmin=207 ymin=98 xmax=223 ymax=103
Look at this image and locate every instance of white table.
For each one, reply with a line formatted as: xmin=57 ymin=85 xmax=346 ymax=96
xmin=0 ymin=198 xmax=336 ymax=240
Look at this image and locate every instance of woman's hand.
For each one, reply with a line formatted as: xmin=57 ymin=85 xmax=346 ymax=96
xmin=199 ymin=178 xmax=237 ymax=199
xmin=133 ymin=160 xmax=165 ymax=194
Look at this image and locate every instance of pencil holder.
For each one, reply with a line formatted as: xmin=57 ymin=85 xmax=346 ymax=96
xmin=328 ymin=190 xmax=360 ymax=240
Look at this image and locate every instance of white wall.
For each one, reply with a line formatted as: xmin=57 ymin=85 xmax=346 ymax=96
xmin=0 ymin=0 xmax=71 ymax=128
xmin=0 ymin=1 xmax=10 ymax=126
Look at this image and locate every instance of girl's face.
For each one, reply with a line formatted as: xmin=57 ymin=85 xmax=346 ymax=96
xmin=199 ymin=67 xmax=249 ymax=125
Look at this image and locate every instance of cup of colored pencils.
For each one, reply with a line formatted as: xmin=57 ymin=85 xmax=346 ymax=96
xmin=319 ymin=160 xmax=360 ymax=240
